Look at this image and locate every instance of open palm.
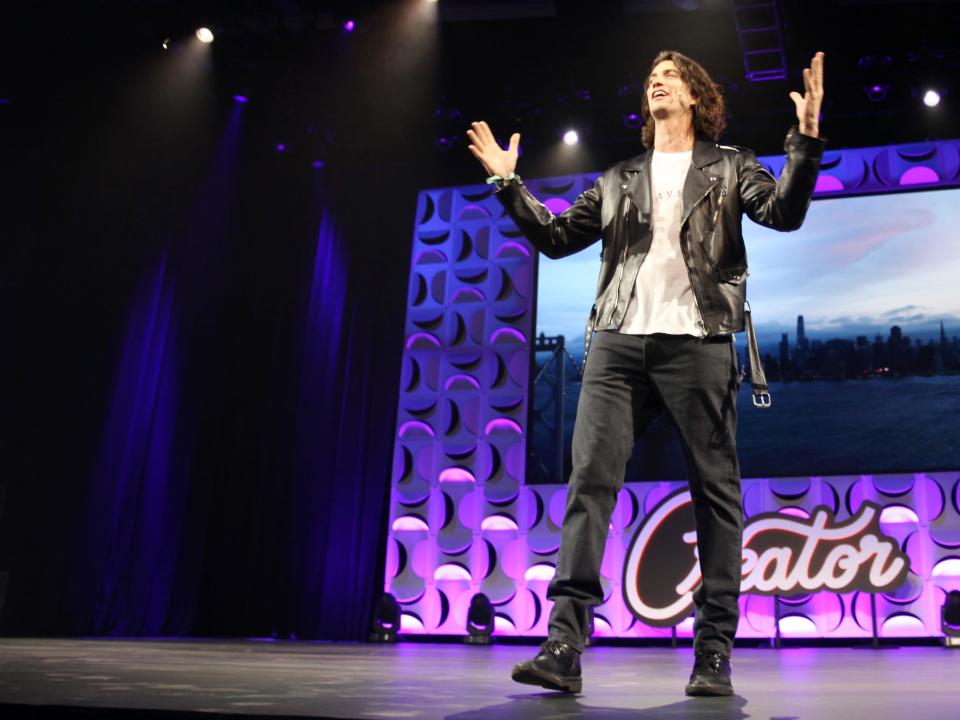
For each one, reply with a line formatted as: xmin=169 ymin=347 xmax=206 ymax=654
xmin=466 ymin=121 xmax=520 ymax=178
xmin=790 ymin=52 xmax=825 ymax=138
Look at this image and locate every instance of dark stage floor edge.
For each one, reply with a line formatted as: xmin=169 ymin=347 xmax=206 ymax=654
xmin=0 ymin=638 xmax=958 ymax=719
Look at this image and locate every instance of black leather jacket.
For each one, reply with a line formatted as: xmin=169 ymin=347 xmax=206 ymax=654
xmin=495 ymin=128 xmax=825 ymax=346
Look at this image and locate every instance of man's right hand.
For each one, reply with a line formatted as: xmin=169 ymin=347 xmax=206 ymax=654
xmin=466 ymin=121 xmax=520 ymax=179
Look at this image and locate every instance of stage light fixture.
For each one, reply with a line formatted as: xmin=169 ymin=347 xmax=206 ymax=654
xmin=275 ymin=143 xmax=287 ymax=153
xmin=563 ymin=129 xmax=579 ymax=146
xmin=233 ymin=95 xmax=249 ymax=104
xmin=464 ymin=592 xmax=494 ymax=644
xmin=343 ymin=19 xmax=356 ymax=32
xmin=196 ymin=27 xmax=214 ymax=43
xmin=923 ymin=89 xmax=941 ymax=107
xmin=864 ymin=84 xmax=888 ymax=102
xmin=943 ymin=590 xmax=960 ymax=648
xmin=161 ymin=38 xmax=170 ymax=50
xmin=623 ymin=112 xmax=642 ymax=129
xmin=369 ymin=592 xmax=401 ymax=642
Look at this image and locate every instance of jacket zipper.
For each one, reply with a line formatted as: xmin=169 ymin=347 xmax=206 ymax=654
xmin=680 ymin=176 xmax=720 ymax=339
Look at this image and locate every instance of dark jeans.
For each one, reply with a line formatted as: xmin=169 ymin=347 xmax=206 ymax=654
xmin=546 ymin=330 xmax=743 ymax=655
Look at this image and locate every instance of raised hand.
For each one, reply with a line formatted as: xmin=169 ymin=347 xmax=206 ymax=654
xmin=466 ymin=121 xmax=520 ymax=178
xmin=790 ymin=52 xmax=824 ymax=138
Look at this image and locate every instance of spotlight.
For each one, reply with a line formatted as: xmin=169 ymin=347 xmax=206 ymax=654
xmin=196 ymin=27 xmax=214 ymax=43
xmin=864 ymin=84 xmax=888 ymax=102
xmin=923 ymin=89 xmax=941 ymax=107
xmin=369 ymin=592 xmax=401 ymax=642
xmin=161 ymin=38 xmax=170 ymax=50
xmin=435 ymin=136 xmax=457 ymax=152
xmin=623 ymin=112 xmax=642 ymax=129
xmin=943 ymin=590 xmax=960 ymax=648
xmin=275 ymin=143 xmax=287 ymax=153
xmin=562 ymin=129 xmax=579 ymax=146
xmin=233 ymin=95 xmax=249 ymax=104
xmin=464 ymin=592 xmax=494 ymax=644
xmin=343 ymin=19 xmax=356 ymax=32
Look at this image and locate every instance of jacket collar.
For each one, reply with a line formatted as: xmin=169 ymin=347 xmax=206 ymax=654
xmin=623 ymin=137 xmax=721 ymax=171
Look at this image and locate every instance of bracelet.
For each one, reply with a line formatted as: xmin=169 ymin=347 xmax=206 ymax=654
xmin=485 ymin=172 xmax=518 ymax=190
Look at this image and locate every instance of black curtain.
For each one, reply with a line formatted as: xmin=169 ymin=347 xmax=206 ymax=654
xmin=0 ymin=6 xmax=411 ymax=640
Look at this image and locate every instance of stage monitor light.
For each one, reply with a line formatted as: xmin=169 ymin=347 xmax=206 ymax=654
xmin=563 ymin=129 xmax=579 ymax=146
xmin=369 ymin=592 xmax=401 ymax=642
xmin=196 ymin=27 xmax=214 ymax=43
xmin=923 ymin=89 xmax=941 ymax=108
xmin=464 ymin=593 xmax=494 ymax=644
xmin=943 ymin=590 xmax=960 ymax=648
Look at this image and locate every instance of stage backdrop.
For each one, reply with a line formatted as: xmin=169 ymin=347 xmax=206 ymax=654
xmin=386 ymin=138 xmax=960 ymax=640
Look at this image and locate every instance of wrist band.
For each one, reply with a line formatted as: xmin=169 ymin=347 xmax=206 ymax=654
xmin=485 ymin=172 xmax=518 ymax=189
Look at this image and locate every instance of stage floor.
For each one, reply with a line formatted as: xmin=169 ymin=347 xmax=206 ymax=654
xmin=0 ymin=638 xmax=957 ymax=719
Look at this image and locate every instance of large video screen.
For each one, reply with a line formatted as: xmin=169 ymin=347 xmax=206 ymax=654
xmin=530 ymin=187 xmax=960 ymax=483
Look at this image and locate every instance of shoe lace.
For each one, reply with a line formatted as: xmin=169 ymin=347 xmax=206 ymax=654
xmin=697 ymin=651 xmax=729 ymax=672
xmin=541 ymin=640 xmax=570 ymax=656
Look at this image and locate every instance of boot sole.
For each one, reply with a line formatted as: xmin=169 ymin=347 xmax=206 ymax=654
xmin=685 ymin=682 xmax=734 ymax=697
xmin=512 ymin=667 xmax=582 ymax=694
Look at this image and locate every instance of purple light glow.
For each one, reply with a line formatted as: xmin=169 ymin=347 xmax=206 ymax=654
xmin=485 ymin=418 xmax=523 ymax=435
xmin=544 ymin=197 xmax=572 ymax=215
xmin=881 ymin=613 xmax=925 ymax=636
xmin=898 ymin=166 xmax=939 ymax=185
xmin=814 ymin=174 xmax=844 ymax=193
xmin=779 ymin=506 xmax=810 ymax=519
xmin=452 ymin=288 xmax=485 ymax=303
xmin=311 ymin=160 xmax=325 ymax=169
xmin=880 ymin=505 xmax=920 ymax=524
xmin=443 ymin=374 xmax=481 ymax=391
xmin=400 ymin=612 xmax=424 ymax=631
xmin=233 ymin=95 xmax=249 ymax=104
xmin=392 ymin=516 xmax=429 ymax=532
xmin=490 ymin=327 xmax=526 ymax=344
xmin=438 ymin=467 xmax=476 ymax=483
xmin=779 ymin=615 xmax=819 ymax=637
xmin=932 ymin=558 xmax=960 ymax=577
xmin=405 ymin=332 xmax=441 ymax=349
xmin=275 ymin=143 xmax=286 ymax=152
xmin=434 ymin=563 xmax=473 ymax=581
xmin=343 ymin=19 xmax=356 ymax=32
xmin=524 ymin=564 xmax=556 ymax=582
xmin=398 ymin=420 xmax=435 ymax=438
xmin=481 ymin=514 xmax=520 ymax=532
xmin=495 ymin=242 xmax=531 ymax=258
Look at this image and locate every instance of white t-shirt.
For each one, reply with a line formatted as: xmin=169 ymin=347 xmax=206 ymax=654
xmin=619 ymin=149 xmax=702 ymax=336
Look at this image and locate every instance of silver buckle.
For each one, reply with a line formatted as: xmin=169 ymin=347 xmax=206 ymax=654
xmin=752 ymin=391 xmax=772 ymax=409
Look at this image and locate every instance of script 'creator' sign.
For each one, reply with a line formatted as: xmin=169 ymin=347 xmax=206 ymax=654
xmin=622 ymin=490 xmax=910 ymax=627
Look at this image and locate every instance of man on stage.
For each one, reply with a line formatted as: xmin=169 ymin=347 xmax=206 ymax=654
xmin=466 ymin=49 xmax=825 ymax=696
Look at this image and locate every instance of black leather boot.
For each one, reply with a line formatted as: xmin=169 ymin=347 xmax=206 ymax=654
xmin=685 ymin=651 xmax=733 ymax=696
xmin=511 ymin=640 xmax=582 ymax=693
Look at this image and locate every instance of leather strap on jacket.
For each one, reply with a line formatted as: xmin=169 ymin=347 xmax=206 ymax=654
xmin=744 ymin=302 xmax=771 ymax=408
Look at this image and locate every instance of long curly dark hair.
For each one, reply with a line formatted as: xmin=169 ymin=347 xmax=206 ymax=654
xmin=641 ymin=50 xmax=726 ymax=148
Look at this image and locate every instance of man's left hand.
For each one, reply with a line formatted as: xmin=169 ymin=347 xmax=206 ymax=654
xmin=790 ymin=52 xmax=824 ymax=138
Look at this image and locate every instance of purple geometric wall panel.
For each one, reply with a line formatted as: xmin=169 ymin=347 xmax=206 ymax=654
xmin=387 ymin=138 xmax=960 ymax=640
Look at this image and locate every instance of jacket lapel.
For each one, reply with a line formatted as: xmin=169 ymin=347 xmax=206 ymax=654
xmin=621 ymin=151 xmax=652 ymax=224
xmin=681 ymin=139 xmax=722 ymax=226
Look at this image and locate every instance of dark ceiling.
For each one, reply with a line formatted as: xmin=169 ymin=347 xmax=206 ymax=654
xmin=2 ymin=0 xmax=959 ymax=185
